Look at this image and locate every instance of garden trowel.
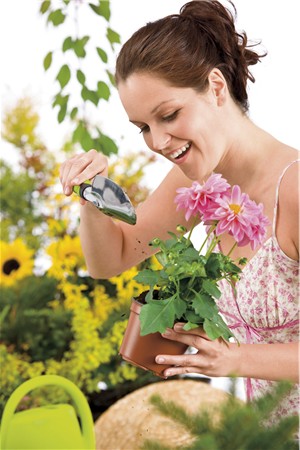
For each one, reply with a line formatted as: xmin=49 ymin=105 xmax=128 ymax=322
xmin=73 ymin=175 xmax=137 ymax=225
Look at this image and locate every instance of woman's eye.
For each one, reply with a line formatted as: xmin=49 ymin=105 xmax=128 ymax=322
xmin=163 ymin=110 xmax=179 ymax=122
xmin=139 ymin=125 xmax=150 ymax=134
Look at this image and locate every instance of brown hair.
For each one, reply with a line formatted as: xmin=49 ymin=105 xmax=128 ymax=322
xmin=115 ymin=0 xmax=266 ymax=112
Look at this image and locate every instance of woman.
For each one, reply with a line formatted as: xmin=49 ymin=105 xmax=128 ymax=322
xmin=60 ymin=0 xmax=299 ymax=422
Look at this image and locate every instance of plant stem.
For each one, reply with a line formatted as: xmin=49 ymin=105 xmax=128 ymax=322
xmin=187 ymin=216 xmax=199 ymax=242
xmin=199 ymin=223 xmax=217 ymax=255
xmin=227 ymin=242 xmax=238 ymax=258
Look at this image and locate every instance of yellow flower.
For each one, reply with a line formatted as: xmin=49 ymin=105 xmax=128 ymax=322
xmin=0 ymin=239 xmax=34 ymax=287
xmin=46 ymin=235 xmax=86 ymax=279
xmin=110 ymin=266 xmax=145 ymax=303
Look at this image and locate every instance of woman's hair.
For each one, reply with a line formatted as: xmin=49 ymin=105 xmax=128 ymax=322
xmin=115 ymin=0 xmax=266 ymax=112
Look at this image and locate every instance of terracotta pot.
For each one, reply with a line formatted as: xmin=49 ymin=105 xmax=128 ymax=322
xmin=119 ymin=298 xmax=188 ymax=378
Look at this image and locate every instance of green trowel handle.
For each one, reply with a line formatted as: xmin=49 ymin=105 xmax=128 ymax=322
xmin=73 ymin=180 xmax=91 ymax=198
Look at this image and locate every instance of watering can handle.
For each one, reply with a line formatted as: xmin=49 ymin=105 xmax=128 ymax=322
xmin=0 ymin=375 xmax=95 ymax=450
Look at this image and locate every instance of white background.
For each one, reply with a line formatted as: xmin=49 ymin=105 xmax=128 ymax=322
xmin=1 ymin=0 xmax=300 ymax=187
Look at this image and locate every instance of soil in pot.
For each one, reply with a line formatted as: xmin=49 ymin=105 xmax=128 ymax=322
xmin=119 ymin=292 xmax=189 ymax=378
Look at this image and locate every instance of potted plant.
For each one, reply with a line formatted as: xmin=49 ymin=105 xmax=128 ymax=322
xmin=119 ymin=173 xmax=269 ymax=377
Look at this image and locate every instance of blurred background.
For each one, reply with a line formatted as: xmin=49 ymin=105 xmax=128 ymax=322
xmin=1 ymin=0 xmax=299 ymax=421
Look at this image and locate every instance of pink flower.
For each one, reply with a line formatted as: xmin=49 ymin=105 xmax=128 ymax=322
xmin=204 ymin=185 xmax=269 ymax=249
xmin=175 ymin=173 xmax=230 ymax=221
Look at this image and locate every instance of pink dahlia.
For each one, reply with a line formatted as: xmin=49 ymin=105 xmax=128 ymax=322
xmin=204 ymin=185 xmax=269 ymax=249
xmin=175 ymin=173 xmax=230 ymax=221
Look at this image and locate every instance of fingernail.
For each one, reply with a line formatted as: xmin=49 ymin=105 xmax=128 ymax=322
xmin=72 ymin=178 xmax=79 ymax=185
xmin=174 ymin=323 xmax=184 ymax=331
xmin=64 ymin=186 xmax=71 ymax=195
xmin=156 ymin=356 xmax=165 ymax=363
xmin=162 ymin=328 xmax=171 ymax=336
xmin=162 ymin=329 xmax=171 ymax=336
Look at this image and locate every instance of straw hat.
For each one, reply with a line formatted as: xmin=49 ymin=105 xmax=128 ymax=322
xmin=94 ymin=379 xmax=232 ymax=450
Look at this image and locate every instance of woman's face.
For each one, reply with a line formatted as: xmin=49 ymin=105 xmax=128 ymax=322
xmin=118 ymin=72 xmax=230 ymax=181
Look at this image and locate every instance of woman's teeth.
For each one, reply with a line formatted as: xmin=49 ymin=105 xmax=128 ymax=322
xmin=170 ymin=143 xmax=191 ymax=161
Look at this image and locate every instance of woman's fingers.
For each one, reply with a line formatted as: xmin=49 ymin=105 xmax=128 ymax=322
xmin=161 ymin=324 xmax=211 ymax=349
xmin=173 ymin=322 xmax=211 ymax=340
xmin=59 ymin=149 xmax=108 ymax=196
xmin=157 ymin=324 xmax=233 ymax=378
xmin=155 ymin=352 xmax=207 ymax=377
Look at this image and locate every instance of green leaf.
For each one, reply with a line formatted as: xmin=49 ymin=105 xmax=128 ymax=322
xmin=93 ymin=132 xmax=118 ymax=155
xmin=70 ymin=107 xmax=78 ymax=120
xmin=81 ymin=128 xmax=94 ymax=151
xmin=73 ymin=37 xmax=89 ymax=58
xmin=97 ymin=81 xmax=110 ymax=101
xmin=203 ymin=318 xmax=223 ymax=340
xmin=134 ymin=269 xmax=160 ymax=288
xmin=183 ymin=321 xmax=201 ymax=331
xmin=81 ymin=87 xmax=99 ymax=106
xmin=106 ymin=69 xmax=116 ymax=87
xmin=202 ymin=279 xmax=221 ymax=299
xmin=191 ymin=292 xmax=218 ymax=319
xmin=205 ymin=253 xmax=222 ymax=278
xmin=57 ymin=103 xmax=67 ymax=123
xmin=43 ymin=51 xmax=52 ymax=71
xmin=89 ymin=1 xmax=110 ymax=21
xmin=203 ymin=317 xmax=233 ymax=341
xmin=72 ymin=122 xmax=86 ymax=143
xmin=139 ymin=297 xmax=177 ymax=335
xmin=48 ymin=9 xmax=65 ymax=26
xmin=62 ymin=36 xmax=73 ymax=52
xmin=96 ymin=47 xmax=108 ymax=63
xmin=106 ymin=27 xmax=121 ymax=49
xmin=155 ymin=251 xmax=168 ymax=267
xmin=174 ymin=296 xmax=187 ymax=320
xmin=40 ymin=1 xmax=51 ymax=14
xmin=52 ymin=93 xmax=68 ymax=108
xmin=76 ymin=69 xmax=86 ymax=85
xmin=56 ymin=64 xmax=71 ymax=89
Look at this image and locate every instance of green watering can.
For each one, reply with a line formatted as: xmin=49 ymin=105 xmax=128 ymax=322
xmin=0 ymin=375 xmax=95 ymax=450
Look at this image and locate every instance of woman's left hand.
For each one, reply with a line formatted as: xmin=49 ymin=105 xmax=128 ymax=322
xmin=156 ymin=322 xmax=241 ymax=378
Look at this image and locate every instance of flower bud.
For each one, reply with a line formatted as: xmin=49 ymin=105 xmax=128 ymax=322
xmin=238 ymin=257 xmax=248 ymax=266
xmin=176 ymin=225 xmax=187 ymax=234
xmin=150 ymin=238 xmax=161 ymax=247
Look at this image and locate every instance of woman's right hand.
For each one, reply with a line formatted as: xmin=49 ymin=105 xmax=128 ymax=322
xmin=59 ymin=149 xmax=109 ymax=204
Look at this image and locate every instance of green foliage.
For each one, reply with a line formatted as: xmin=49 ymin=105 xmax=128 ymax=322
xmin=0 ymin=276 xmax=72 ymax=361
xmin=0 ymin=115 xmax=158 ymax=418
xmin=142 ymin=382 xmax=299 ymax=450
xmin=1 ymin=98 xmax=55 ymax=249
xmin=40 ymin=0 xmax=121 ymax=155
xmin=135 ymin=227 xmax=242 ymax=341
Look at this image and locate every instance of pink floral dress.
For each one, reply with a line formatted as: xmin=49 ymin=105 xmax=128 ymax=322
xmin=216 ymin=160 xmax=299 ymax=424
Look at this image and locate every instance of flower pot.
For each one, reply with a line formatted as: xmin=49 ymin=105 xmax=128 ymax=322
xmin=119 ymin=298 xmax=188 ymax=378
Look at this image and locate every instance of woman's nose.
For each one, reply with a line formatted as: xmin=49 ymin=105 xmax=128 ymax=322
xmin=150 ymin=128 xmax=171 ymax=152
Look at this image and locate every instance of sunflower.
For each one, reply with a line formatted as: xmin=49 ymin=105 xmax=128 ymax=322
xmin=0 ymin=239 xmax=34 ymax=287
xmin=46 ymin=235 xmax=86 ymax=279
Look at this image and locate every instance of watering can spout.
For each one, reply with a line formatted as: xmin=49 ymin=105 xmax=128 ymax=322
xmin=0 ymin=375 xmax=95 ymax=449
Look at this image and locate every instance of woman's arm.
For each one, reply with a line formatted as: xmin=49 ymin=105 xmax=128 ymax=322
xmin=60 ymin=150 xmax=194 ymax=278
xmin=155 ymin=325 xmax=299 ymax=382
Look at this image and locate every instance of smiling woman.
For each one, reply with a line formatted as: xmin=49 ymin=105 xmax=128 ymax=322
xmin=59 ymin=0 xmax=299 ymax=431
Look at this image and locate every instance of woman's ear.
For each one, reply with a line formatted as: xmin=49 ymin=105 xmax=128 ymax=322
xmin=208 ymin=68 xmax=227 ymax=106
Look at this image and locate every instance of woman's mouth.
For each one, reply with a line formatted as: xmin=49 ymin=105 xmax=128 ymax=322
xmin=168 ymin=142 xmax=191 ymax=161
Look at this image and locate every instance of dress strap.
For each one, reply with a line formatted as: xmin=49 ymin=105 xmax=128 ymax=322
xmin=272 ymin=159 xmax=300 ymax=235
